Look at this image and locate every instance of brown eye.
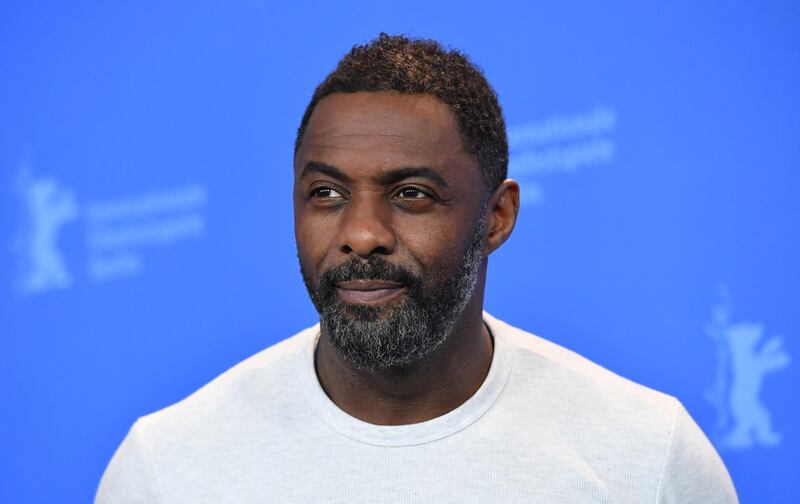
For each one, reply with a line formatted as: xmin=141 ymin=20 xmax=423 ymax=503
xmin=311 ymin=187 xmax=344 ymax=199
xmin=395 ymin=187 xmax=430 ymax=200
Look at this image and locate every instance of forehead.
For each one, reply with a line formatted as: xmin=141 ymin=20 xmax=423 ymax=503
xmin=296 ymin=92 xmax=475 ymax=177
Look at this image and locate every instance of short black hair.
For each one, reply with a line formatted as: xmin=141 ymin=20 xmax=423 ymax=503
xmin=294 ymin=33 xmax=508 ymax=193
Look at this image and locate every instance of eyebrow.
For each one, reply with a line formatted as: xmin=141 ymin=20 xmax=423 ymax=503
xmin=300 ymin=161 xmax=351 ymax=183
xmin=300 ymin=161 xmax=449 ymax=188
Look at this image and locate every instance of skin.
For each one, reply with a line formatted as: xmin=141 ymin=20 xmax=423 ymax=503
xmin=294 ymin=91 xmax=520 ymax=425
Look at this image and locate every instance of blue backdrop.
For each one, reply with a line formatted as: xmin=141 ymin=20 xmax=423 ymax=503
xmin=1 ymin=1 xmax=798 ymax=502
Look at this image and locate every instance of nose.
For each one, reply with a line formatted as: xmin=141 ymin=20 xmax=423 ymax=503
xmin=337 ymin=195 xmax=397 ymax=259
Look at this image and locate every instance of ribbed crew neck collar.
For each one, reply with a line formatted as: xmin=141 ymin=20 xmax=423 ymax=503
xmin=299 ymin=312 xmax=513 ymax=447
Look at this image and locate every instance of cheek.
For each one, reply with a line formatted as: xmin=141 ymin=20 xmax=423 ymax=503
xmin=294 ymin=212 xmax=333 ymax=271
xmin=394 ymin=215 xmax=471 ymax=269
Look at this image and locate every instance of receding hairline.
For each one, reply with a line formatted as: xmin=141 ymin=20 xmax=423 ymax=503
xmin=295 ymin=90 xmax=470 ymax=156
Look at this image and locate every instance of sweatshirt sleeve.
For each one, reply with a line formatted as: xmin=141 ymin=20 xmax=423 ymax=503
xmin=95 ymin=421 xmax=163 ymax=504
xmin=656 ymin=402 xmax=738 ymax=503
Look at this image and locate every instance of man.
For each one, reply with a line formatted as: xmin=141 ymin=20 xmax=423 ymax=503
xmin=97 ymin=34 xmax=737 ymax=503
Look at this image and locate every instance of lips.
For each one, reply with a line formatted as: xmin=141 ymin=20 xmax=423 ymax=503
xmin=334 ymin=279 xmax=406 ymax=305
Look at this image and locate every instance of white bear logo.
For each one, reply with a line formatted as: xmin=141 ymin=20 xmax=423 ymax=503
xmin=16 ymin=172 xmax=79 ymax=294
xmin=706 ymin=288 xmax=790 ymax=449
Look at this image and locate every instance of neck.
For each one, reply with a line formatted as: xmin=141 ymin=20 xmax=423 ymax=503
xmin=314 ymin=280 xmax=493 ymax=426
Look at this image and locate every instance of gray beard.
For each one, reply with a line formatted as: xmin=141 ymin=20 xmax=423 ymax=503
xmin=301 ymin=207 xmax=487 ymax=372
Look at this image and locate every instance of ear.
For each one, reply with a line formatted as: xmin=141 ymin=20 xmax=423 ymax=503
xmin=484 ymin=179 xmax=520 ymax=256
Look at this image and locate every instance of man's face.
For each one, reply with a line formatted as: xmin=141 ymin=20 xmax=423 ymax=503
xmin=294 ymin=92 xmax=488 ymax=370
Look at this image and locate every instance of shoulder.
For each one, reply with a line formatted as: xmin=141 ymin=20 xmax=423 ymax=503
xmin=96 ymin=324 xmax=320 ymax=503
xmin=138 ymin=323 xmax=318 ymax=435
xmin=486 ymin=312 xmax=677 ymax=420
xmin=486 ymin=312 xmax=679 ymax=465
xmin=485 ymin=313 xmax=737 ymax=502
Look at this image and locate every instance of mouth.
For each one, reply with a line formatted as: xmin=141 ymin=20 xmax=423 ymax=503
xmin=334 ymin=279 xmax=406 ymax=305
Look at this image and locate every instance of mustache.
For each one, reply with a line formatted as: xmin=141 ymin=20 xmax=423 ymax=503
xmin=321 ymin=257 xmax=418 ymax=287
